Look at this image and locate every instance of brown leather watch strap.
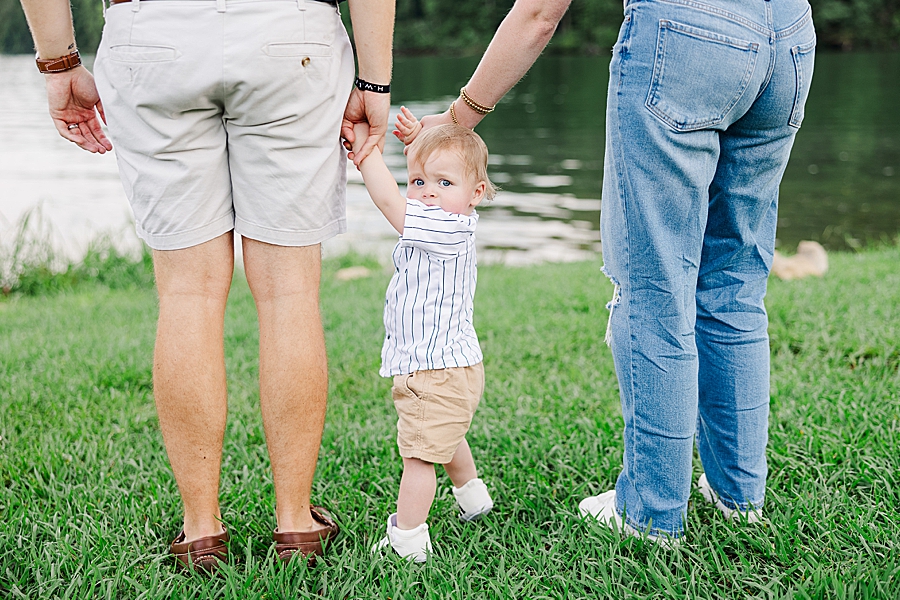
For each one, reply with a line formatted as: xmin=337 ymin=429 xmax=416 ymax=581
xmin=36 ymin=50 xmax=82 ymax=74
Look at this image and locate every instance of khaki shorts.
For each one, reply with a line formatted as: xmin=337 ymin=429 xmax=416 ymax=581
xmin=391 ymin=363 xmax=485 ymax=464
xmin=94 ymin=0 xmax=354 ymax=250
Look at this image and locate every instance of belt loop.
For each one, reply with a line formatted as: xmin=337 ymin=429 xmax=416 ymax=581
xmin=131 ymin=0 xmax=140 ymax=13
xmin=217 ymin=0 xmax=226 ymax=12
xmin=297 ymin=0 xmax=307 ymax=11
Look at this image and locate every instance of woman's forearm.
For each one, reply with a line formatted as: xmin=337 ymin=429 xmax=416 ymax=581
xmin=19 ymin=0 xmax=77 ymax=59
xmin=454 ymin=0 xmax=571 ymax=128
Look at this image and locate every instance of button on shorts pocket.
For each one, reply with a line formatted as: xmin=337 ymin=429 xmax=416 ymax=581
xmin=789 ymin=39 xmax=816 ymax=128
xmin=262 ymin=42 xmax=335 ymax=87
xmin=645 ymin=20 xmax=759 ymax=132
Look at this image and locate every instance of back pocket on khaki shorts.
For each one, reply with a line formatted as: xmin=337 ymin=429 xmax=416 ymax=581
xmin=108 ymin=44 xmax=178 ymax=63
xmin=645 ymin=20 xmax=759 ymax=132
xmin=262 ymin=42 xmax=332 ymax=58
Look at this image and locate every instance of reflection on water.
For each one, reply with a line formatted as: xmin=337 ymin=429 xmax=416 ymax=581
xmin=0 ymin=55 xmax=599 ymax=265
xmin=392 ymin=53 xmax=900 ymax=251
xmin=2 ymin=51 xmax=898 ymax=267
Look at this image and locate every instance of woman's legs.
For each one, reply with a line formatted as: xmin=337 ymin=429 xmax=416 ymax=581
xmin=597 ymin=0 xmax=814 ymax=536
xmin=695 ymin=21 xmax=813 ymax=509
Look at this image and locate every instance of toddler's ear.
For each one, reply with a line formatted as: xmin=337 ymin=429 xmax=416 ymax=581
xmin=470 ymin=181 xmax=487 ymax=207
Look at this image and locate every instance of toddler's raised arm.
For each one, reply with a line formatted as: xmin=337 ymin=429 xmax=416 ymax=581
xmin=351 ymin=122 xmax=406 ymax=234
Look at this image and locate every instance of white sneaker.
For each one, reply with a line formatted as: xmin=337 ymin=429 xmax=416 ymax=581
xmin=579 ymin=490 xmax=680 ymax=548
xmin=452 ymin=478 xmax=494 ymax=522
xmin=696 ymin=473 xmax=763 ymax=523
xmin=371 ymin=513 xmax=432 ymax=563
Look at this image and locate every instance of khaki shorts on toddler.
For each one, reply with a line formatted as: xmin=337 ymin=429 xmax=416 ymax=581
xmin=391 ymin=363 xmax=485 ymax=464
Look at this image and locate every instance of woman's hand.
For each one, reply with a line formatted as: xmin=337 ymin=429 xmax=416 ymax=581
xmin=395 ymin=108 xmax=456 ymax=152
xmin=45 ymin=66 xmax=112 ymax=154
xmin=417 ymin=110 xmax=454 ymax=133
xmin=399 ymin=100 xmax=482 ymax=149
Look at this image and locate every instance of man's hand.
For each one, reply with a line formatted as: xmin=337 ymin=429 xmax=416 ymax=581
xmin=45 ymin=66 xmax=112 ymax=154
xmin=341 ymin=88 xmax=390 ymax=166
xmin=392 ymin=106 xmax=423 ymax=145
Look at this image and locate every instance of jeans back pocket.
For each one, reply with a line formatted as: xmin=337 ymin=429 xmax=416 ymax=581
xmin=789 ymin=39 xmax=816 ymax=128
xmin=645 ymin=20 xmax=759 ymax=132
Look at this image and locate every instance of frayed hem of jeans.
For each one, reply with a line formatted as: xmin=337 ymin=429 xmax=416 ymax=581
xmin=601 ymin=265 xmax=621 ymax=347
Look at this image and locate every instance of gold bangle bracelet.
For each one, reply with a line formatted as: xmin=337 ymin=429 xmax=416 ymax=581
xmin=450 ymin=101 xmax=460 ymax=125
xmin=460 ymin=87 xmax=495 ymax=115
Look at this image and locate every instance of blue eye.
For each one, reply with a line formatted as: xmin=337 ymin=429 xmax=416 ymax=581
xmin=412 ymin=178 xmax=424 ymax=186
xmin=439 ymin=179 xmax=451 ymax=187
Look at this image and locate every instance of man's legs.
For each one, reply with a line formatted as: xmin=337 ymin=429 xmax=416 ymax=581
xmin=242 ymin=237 xmax=329 ymax=533
xmin=153 ymin=232 xmax=234 ymax=542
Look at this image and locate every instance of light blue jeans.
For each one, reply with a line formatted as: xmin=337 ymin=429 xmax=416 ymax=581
xmin=600 ymin=0 xmax=815 ymax=537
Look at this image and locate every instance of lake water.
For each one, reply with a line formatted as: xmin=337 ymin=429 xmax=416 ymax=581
xmin=1 ymin=51 xmax=898 ymax=267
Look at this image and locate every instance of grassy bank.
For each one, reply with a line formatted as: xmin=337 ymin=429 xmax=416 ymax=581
xmin=0 ymin=246 xmax=898 ymax=598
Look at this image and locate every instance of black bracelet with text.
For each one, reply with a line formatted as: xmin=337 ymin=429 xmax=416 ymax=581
xmin=355 ymin=77 xmax=390 ymax=94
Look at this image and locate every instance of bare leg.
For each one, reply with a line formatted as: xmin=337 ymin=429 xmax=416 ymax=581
xmin=153 ymin=233 xmax=234 ymax=542
xmin=396 ymin=458 xmax=436 ymax=529
xmin=242 ymin=238 xmax=328 ymax=533
xmin=443 ymin=438 xmax=478 ymax=488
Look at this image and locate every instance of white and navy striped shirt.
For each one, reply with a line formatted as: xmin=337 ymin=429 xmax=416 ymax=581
xmin=380 ymin=199 xmax=483 ymax=377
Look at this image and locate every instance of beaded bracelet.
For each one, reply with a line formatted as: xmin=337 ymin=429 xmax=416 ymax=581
xmin=459 ymin=86 xmax=495 ymax=115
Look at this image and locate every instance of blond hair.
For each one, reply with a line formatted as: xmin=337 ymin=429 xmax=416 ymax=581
xmin=407 ymin=124 xmax=498 ymax=201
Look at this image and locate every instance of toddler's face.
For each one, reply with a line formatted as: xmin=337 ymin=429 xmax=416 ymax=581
xmin=406 ymin=149 xmax=485 ymax=215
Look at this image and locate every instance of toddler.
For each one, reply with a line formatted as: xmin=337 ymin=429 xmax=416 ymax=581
xmin=350 ymin=109 xmax=497 ymax=562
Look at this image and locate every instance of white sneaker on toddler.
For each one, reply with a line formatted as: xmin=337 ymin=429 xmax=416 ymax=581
xmin=696 ymin=473 xmax=763 ymax=523
xmin=452 ymin=478 xmax=494 ymax=522
xmin=372 ymin=513 xmax=432 ymax=563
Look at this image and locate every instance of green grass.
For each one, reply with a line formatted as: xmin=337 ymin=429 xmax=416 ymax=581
xmin=1 ymin=246 xmax=898 ymax=599
xmin=0 ymin=209 xmax=154 ymax=297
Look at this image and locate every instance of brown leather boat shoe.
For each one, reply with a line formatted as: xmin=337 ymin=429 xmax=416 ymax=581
xmin=273 ymin=506 xmax=340 ymax=565
xmin=170 ymin=527 xmax=230 ymax=574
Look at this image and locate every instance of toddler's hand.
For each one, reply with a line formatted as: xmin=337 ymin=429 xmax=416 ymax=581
xmin=349 ymin=121 xmax=371 ymax=162
xmin=392 ymin=106 xmax=423 ymax=146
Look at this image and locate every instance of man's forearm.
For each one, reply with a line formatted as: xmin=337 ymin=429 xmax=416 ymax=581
xmin=20 ymin=0 xmax=77 ymax=59
xmin=347 ymin=0 xmax=395 ymax=84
